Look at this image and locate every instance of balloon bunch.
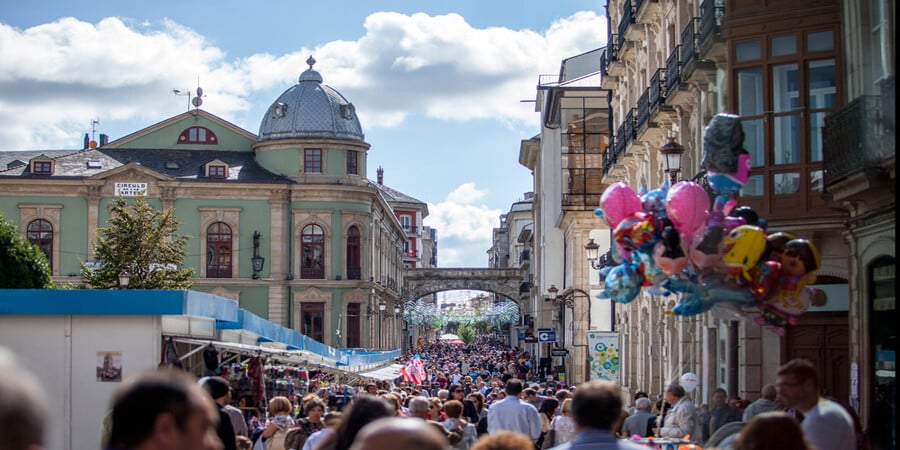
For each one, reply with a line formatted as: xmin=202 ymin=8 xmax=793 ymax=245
xmin=595 ymin=113 xmax=821 ymax=336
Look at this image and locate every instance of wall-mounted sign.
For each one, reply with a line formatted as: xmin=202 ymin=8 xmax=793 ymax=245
xmin=114 ymin=182 xmax=148 ymax=197
xmin=538 ymin=329 xmax=557 ymax=343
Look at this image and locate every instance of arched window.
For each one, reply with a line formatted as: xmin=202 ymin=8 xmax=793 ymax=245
xmin=206 ymin=222 xmax=232 ymax=278
xmin=346 ymin=226 xmax=361 ymax=280
xmin=301 ymin=224 xmax=325 ymax=279
xmin=26 ymin=219 xmax=52 ymax=269
xmin=177 ymin=126 xmax=218 ymax=144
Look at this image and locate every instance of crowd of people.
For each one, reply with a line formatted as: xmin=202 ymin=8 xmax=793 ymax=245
xmin=0 ymin=338 xmax=866 ymax=450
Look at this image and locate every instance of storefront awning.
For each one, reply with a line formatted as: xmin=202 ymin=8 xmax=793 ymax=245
xmin=358 ymin=363 xmax=404 ymax=381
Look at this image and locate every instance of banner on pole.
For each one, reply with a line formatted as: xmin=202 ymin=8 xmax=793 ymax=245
xmin=586 ymin=331 xmax=620 ymax=382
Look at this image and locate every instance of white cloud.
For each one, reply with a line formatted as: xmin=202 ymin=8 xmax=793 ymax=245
xmin=424 ymin=183 xmax=502 ymax=267
xmin=0 ymin=11 xmax=606 ymax=149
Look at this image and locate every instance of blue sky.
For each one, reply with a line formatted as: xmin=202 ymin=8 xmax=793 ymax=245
xmin=0 ymin=1 xmax=607 ymax=269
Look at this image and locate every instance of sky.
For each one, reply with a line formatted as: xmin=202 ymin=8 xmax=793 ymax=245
xmin=0 ymin=0 xmax=608 ymax=270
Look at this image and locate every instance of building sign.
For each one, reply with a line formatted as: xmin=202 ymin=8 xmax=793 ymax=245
xmin=114 ymin=182 xmax=148 ymax=197
xmin=538 ymin=328 xmax=557 ymax=343
xmin=587 ymin=331 xmax=620 ymax=382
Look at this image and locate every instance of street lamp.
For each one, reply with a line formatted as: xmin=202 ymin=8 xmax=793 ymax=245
xmin=660 ymin=135 xmax=686 ymax=185
xmin=251 ymin=231 xmax=265 ymax=280
xmin=118 ymin=271 xmax=130 ymax=289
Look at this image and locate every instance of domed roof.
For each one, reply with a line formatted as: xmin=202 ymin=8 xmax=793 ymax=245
xmin=257 ymin=56 xmax=364 ymax=143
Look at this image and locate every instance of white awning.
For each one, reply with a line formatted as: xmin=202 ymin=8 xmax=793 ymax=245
xmin=358 ymin=363 xmax=404 ymax=381
xmin=439 ymin=333 xmax=459 ymax=341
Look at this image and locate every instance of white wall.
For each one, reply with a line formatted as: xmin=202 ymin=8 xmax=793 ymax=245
xmin=0 ymin=315 xmax=162 ymax=450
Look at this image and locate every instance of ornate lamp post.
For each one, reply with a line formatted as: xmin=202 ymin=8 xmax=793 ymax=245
xmin=660 ymin=135 xmax=686 ymax=185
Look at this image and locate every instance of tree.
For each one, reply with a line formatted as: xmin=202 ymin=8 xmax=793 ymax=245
xmin=81 ymin=196 xmax=194 ymax=289
xmin=458 ymin=323 xmax=476 ymax=345
xmin=0 ymin=212 xmax=54 ymax=288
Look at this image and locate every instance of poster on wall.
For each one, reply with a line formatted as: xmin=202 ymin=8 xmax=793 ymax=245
xmin=97 ymin=351 xmax=123 ymax=382
xmin=586 ymin=332 xmax=619 ymax=382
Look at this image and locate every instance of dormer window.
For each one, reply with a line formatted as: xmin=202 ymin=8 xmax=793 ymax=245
xmin=205 ymin=160 xmax=228 ymax=178
xmin=178 ymin=126 xmax=217 ymax=144
xmin=30 ymin=157 xmax=53 ymax=175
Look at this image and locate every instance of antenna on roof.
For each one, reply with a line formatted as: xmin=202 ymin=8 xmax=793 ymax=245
xmin=173 ymin=88 xmax=191 ymax=112
xmin=87 ymin=118 xmax=100 ymax=149
xmin=191 ymin=76 xmax=205 ymax=109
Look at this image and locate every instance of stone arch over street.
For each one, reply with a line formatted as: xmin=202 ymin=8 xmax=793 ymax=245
xmin=402 ymin=268 xmax=523 ymax=302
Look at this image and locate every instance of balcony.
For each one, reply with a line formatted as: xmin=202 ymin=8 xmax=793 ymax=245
xmin=698 ymin=0 xmax=726 ymax=62
xmin=664 ymin=46 xmax=692 ymax=108
xmin=403 ymin=225 xmax=418 ymax=235
xmin=600 ymin=49 xmax=619 ymax=89
xmin=649 ymin=68 xmax=676 ymax=124
xmin=605 ymin=36 xmax=625 ymax=78
xmin=403 ymin=250 xmax=420 ymax=259
xmin=823 ymin=94 xmax=895 ymax=202
xmin=634 ymin=0 xmax=661 ymax=24
xmin=620 ymin=0 xmax=644 ymax=45
xmin=680 ymin=17 xmax=717 ymax=86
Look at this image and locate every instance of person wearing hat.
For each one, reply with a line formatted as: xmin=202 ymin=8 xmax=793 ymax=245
xmin=200 ymin=376 xmax=239 ymax=450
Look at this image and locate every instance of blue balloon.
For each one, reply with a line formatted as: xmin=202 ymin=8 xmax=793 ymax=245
xmin=640 ymin=182 xmax=669 ymax=218
xmin=601 ymin=263 xmax=642 ymax=304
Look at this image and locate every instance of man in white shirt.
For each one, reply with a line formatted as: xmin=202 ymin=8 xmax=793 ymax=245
xmin=487 ymin=378 xmax=541 ymax=442
xmin=655 ymin=384 xmax=699 ymax=443
xmin=776 ymin=359 xmax=856 ymax=450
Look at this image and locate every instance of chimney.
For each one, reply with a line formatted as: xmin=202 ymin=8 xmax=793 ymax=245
xmin=83 ymin=133 xmax=90 ymax=150
xmin=377 ymin=166 xmax=384 ymax=185
xmin=99 ymin=134 xmax=109 ymax=147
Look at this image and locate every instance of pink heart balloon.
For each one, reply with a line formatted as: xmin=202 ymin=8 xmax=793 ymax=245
xmin=666 ymin=181 xmax=710 ymax=237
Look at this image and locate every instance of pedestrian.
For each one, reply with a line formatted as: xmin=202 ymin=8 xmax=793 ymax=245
xmin=442 ymin=400 xmax=478 ymax=450
xmin=546 ymin=380 xmax=645 ymax=449
xmin=732 ymin=411 xmax=813 ymax=450
xmin=541 ymin=398 xmax=576 ymax=449
xmin=301 ymin=411 xmax=342 ymax=450
xmin=709 ymin=388 xmax=742 ymax=438
xmin=199 ymin=376 xmax=240 ymax=450
xmin=0 ymin=347 xmax=49 ymax=450
xmin=620 ymin=397 xmax=654 ymax=438
xmin=314 ymin=395 xmax=394 ymax=450
xmin=109 ymin=368 xmax=222 ymax=450
xmin=742 ymin=384 xmax=779 ymax=422
xmin=471 ymin=431 xmax=535 ymax=450
xmin=776 ymin=359 xmax=856 ymax=450
xmin=654 ymin=384 xmax=698 ymax=443
xmin=536 ymin=398 xmax=559 ymax=449
xmin=348 ymin=417 xmax=448 ymax=450
xmin=487 ymin=378 xmax=542 ymax=444
xmin=284 ymin=399 xmax=326 ymax=450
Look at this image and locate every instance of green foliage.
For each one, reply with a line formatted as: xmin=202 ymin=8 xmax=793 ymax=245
xmin=81 ymin=196 xmax=194 ymax=290
xmin=458 ymin=323 xmax=476 ymax=345
xmin=0 ymin=212 xmax=54 ymax=288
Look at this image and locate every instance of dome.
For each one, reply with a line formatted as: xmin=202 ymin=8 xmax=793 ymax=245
xmin=257 ymin=56 xmax=364 ymax=143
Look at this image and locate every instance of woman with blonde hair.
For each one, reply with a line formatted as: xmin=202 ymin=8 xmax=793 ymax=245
xmin=260 ymin=396 xmax=295 ymax=450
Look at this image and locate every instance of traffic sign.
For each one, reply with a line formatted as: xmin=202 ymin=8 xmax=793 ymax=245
xmin=551 ymin=348 xmax=569 ymax=356
xmin=538 ymin=330 xmax=557 ymax=343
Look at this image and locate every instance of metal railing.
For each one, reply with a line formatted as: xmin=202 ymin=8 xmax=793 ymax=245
xmin=618 ymin=0 xmax=633 ymax=50
xmin=624 ymin=108 xmax=636 ymax=143
xmin=665 ymin=46 xmax=682 ymax=95
xmin=823 ymin=96 xmax=883 ymax=184
xmin=637 ymin=89 xmax=650 ymax=131
xmin=681 ymin=18 xmax=699 ymax=70
xmin=699 ymin=0 xmax=724 ymax=50
xmin=606 ymin=36 xmax=619 ymax=65
xmin=603 ymin=141 xmax=616 ymax=175
xmin=650 ymin=68 xmax=665 ymax=108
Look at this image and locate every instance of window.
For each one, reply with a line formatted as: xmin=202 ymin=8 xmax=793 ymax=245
xmin=301 ymin=224 xmax=325 ymax=279
xmin=26 ymin=219 xmax=52 ymax=269
xmin=346 ymin=226 xmax=361 ymax=280
xmin=347 ymin=150 xmax=359 ymax=175
xmin=206 ymin=222 xmax=232 ymax=278
xmin=347 ymin=303 xmax=361 ymax=348
xmin=399 ymin=215 xmax=411 ymax=231
xmin=208 ymin=165 xmax=227 ymax=178
xmin=177 ymin=126 xmax=217 ymax=144
xmin=32 ymin=161 xmax=52 ymax=175
xmin=730 ymin=24 xmax=839 ymax=217
xmin=304 ymin=149 xmax=322 ymax=173
xmin=868 ymin=257 xmax=895 ymax=450
xmin=301 ymin=303 xmax=325 ymax=343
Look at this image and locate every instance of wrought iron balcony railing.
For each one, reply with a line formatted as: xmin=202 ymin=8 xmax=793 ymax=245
xmin=681 ymin=18 xmax=699 ymax=71
xmin=699 ymin=0 xmax=724 ymax=52
xmin=618 ymin=0 xmax=634 ymax=51
xmin=650 ymin=68 xmax=665 ymax=108
xmin=637 ymin=89 xmax=650 ymax=131
xmin=665 ymin=46 xmax=681 ymax=95
xmin=823 ymin=96 xmax=885 ymax=185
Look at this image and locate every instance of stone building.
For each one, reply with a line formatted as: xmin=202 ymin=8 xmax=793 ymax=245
xmin=0 ymin=58 xmax=430 ymax=352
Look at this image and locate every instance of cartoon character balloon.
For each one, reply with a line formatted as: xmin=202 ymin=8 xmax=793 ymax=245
xmin=702 ymin=113 xmax=752 ymax=195
xmin=754 ymin=238 xmax=821 ymax=335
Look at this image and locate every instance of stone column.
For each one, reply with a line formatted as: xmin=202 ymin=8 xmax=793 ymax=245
xmin=86 ymin=185 xmax=102 ymax=261
xmin=268 ymin=190 xmax=289 ymax=280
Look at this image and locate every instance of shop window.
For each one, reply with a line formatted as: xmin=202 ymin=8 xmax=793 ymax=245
xmin=868 ymin=256 xmax=895 ymax=450
xmin=178 ymin=126 xmax=217 ymax=144
xmin=26 ymin=219 xmax=53 ymax=269
xmin=206 ymin=222 xmax=232 ymax=278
